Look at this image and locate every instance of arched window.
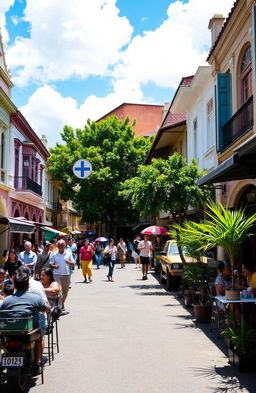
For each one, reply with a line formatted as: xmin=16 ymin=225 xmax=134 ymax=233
xmin=240 ymin=46 xmax=252 ymax=105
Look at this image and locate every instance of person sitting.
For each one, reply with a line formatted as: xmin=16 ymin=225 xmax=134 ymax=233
xmin=0 ymin=268 xmax=50 ymax=375
xmin=40 ymin=268 xmax=61 ymax=308
xmin=241 ymin=264 xmax=256 ymax=290
xmin=0 ymin=268 xmax=6 ymax=293
xmin=0 ymin=283 xmax=15 ymax=304
xmin=215 ymin=260 xmax=232 ymax=296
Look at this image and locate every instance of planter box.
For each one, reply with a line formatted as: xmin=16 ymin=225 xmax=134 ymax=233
xmin=228 ymin=348 xmax=256 ymax=372
xmin=184 ymin=295 xmax=193 ymax=308
xmin=193 ymin=305 xmax=212 ymax=323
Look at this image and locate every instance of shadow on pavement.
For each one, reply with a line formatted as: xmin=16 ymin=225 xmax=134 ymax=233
xmin=190 ymin=365 xmax=256 ymax=393
xmin=151 ymin=270 xmax=256 ymax=391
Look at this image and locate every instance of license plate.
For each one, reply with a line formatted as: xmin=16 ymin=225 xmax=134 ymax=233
xmin=1 ymin=354 xmax=24 ymax=367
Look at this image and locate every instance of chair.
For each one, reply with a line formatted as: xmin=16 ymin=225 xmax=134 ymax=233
xmin=210 ymin=287 xmax=226 ymax=337
xmin=44 ymin=297 xmax=61 ymax=365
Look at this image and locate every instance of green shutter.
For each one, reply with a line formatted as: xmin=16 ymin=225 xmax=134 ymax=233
xmin=216 ymin=73 xmax=232 ymax=151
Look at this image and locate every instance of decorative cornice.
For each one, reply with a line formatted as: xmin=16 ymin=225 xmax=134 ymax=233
xmin=0 ymin=86 xmax=16 ymax=114
xmin=14 ymin=138 xmax=22 ymax=149
xmin=0 ymin=66 xmax=13 ymax=88
xmin=11 ymin=111 xmax=50 ymax=160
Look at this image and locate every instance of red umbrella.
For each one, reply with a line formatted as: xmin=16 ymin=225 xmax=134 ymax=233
xmin=141 ymin=226 xmax=167 ymax=235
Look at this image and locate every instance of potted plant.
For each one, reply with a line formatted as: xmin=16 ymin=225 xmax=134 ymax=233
xmin=183 ymin=288 xmax=193 ymax=308
xmin=183 ymin=262 xmax=212 ymax=323
xmin=221 ymin=325 xmax=256 ymax=371
xmin=179 ymin=201 xmax=256 ymax=300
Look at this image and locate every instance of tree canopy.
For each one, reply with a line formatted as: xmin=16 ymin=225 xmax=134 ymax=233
xmin=48 ymin=116 xmax=153 ymax=229
xmin=120 ymin=152 xmax=211 ymax=223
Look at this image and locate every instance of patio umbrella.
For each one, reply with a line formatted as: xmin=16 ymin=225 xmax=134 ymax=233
xmin=95 ymin=237 xmax=108 ymax=242
xmin=141 ymin=226 xmax=167 ymax=235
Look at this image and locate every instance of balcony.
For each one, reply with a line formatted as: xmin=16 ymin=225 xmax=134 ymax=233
xmin=14 ymin=176 xmax=42 ymax=196
xmin=221 ymin=95 xmax=253 ymax=152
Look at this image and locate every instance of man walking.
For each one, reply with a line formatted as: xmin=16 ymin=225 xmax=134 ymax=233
xmin=50 ymin=239 xmax=75 ymax=310
xmin=35 ymin=241 xmax=53 ymax=277
xmin=19 ymin=241 xmax=37 ymax=275
xmin=138 ymin=234 xmax=153 ymax=280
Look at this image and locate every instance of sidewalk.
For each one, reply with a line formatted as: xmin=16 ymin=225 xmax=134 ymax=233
xmin=30 ymin=263 xmax=256 ymax=393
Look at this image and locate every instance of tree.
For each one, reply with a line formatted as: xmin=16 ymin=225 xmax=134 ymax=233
xmin=120 ymin=153 xmax=211 ymax=263
xmin=179 ymin=201 xmax=256 ymax=289
xmin=48 ymin=116 xmax=153 ymax=234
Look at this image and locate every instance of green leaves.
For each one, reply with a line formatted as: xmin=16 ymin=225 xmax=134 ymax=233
xmin=120 ymin=152 xmax=211 ymax=218
xmin=181 ymin=201 xmax=256 ymax=266
xmin=48 ymin=116 xmax=153 ymax=225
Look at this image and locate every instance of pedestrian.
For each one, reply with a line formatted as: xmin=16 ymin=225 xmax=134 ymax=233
xmin=138 ymin=234 xmax=153 ymax=280
xmin=94 ymin=241 xmax=103 ymax=269
xmin=132 ymin=235 xmax=141 ymax=269
xmin=117 ymin=238 xmax=127 ymax=268
xmin=76 ymin=239 xmax=83 ymax=269
xmin=4 ymin=249 xmax=22 ymax=277
xmin=49 ymin=239 xmax=75 ymax=310
xmin=19 ymin=241 xmax=37 ymax=275
xmin=104 ymin=238 xmax=117 ymax=281
xmin=35 ymin=241 xmax=53 ymax=278
xmin=80 ymin=239 xmax=95 ymax=283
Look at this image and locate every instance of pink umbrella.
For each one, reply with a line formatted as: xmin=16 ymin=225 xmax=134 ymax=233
xmin=141 ymin=226 xmax=167 ymax=235
xmin=95 ymin=237 xmax=108 ymax=242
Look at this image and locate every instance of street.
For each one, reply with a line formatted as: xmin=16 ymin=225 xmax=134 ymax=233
xmin=30 ymin=264 xmax=255 ymax=393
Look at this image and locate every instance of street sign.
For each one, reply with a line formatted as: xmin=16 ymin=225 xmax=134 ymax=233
xmin=72 ymin=159 xmax=92 ymax=179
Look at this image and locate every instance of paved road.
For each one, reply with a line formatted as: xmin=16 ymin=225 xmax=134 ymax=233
xmin=30 ymin=264 xmax=255 ymax=393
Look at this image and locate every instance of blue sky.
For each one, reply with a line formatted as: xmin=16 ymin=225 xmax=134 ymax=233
xmin=0 ymin=0 xmax=234 ymax=146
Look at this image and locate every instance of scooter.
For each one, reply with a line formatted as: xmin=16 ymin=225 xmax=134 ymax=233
xmin=0 ymin=315 xmax=42 ymax=392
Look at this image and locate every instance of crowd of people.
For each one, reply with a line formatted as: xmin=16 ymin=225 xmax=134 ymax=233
xmin=0 ymin=233 xmax=164 ymax=376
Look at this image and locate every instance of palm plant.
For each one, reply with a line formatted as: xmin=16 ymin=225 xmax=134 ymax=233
xmin=178 ymin=201 xmax=256 ymax=289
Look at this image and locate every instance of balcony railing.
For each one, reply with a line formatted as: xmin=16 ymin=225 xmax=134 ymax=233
xmin=221 ymin=95 xmax=253 ymax=152
xmin=14 ymin=176 xmax=42 ymax=196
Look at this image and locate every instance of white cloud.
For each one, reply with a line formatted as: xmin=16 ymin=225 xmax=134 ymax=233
xmin=6 ymin=0 xmax=133 ymax=86
xmin=6 ymin=0 xmax=237 ymax=147
xmin=19 ymin=81 xmax=145 ymax=147
xmin=0 ymin=0 xmax=15 ymax=43
xmin=113 ymin=0 xmax=235 ymax=88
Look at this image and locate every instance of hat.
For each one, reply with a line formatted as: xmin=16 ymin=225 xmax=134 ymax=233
xmin=44 ymin=241 xmax=51 ymax=247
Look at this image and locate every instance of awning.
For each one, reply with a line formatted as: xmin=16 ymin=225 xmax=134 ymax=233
xmin=41 ymin=227 xmax=67 ymax=236
xmin=198 ymin=134 xmax=256 ymax=186
xmin=0 ymin=216 xmax=36 ymax=234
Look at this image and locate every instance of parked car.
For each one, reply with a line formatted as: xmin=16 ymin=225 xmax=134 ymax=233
xmin=158 ymin=240 xmax=196 ymax=291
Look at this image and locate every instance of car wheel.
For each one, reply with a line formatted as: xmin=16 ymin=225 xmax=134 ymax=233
xmin=160 ymin=266 xmax=165 ymax=283
xmin=166 ymin=271 xmax=173 ymax=291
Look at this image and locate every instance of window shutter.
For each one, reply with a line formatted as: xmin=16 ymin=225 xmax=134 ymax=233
xmin=216 ymin=73 xmax=232 ymax=151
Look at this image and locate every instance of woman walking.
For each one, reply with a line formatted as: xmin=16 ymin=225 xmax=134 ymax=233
xmin=94 ymin=241 xmax=103 ymax=269
xmin=104 ymin=239 xmax=117 ymax=281
xmin=80 ymin=239 xmax=95 ymax=283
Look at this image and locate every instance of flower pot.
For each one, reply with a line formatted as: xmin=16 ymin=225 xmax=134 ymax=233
xmin=193 ymin=304 xmax=212 ymax=323
xmin=184 ymin=295 xmax=193 ymax=308
xmin=225 ymin=289 xmax=240 ymax=300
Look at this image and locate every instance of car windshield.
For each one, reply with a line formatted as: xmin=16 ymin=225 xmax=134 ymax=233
xmin=167 ymin=243 xmax=186 ymax=256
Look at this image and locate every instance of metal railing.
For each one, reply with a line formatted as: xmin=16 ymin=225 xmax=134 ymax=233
xmin=221 ymin=95 xmax=253 ymax=152
xmin=14 ymin=176 xmax=42 ymax=196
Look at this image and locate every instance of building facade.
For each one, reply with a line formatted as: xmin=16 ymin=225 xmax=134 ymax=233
xmin=97 ymin=103 xmax=165 ymax=137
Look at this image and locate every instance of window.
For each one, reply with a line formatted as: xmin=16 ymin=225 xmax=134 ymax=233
xmin=193 ymin=118 xmax=198 ymax=159
xmin=240 ymin=46 xmax=252 ymax=105
xmin=23 ymin=156 xmax=30 ymax=178
xmin=206 ymin=98 xmax=213 ymax=150
xmin=0 ymin=132 xmax=5 ymax=182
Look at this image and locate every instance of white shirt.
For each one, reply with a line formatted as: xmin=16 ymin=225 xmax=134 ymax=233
xmin=50 ymin=250 xmax=74 ymax=275
xmin=28 ymin=278 xmax=48 ymax=303
xmin=138 ymin=240 xmax=152 ymax=258
xmin=104 ymin=245 xmax=117 ymax=261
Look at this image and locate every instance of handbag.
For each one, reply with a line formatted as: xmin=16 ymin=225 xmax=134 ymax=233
xmin=103 ymin=254 xmax=111 ymax=265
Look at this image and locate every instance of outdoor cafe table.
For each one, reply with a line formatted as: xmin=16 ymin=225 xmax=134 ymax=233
xmin=215 ymin=296 xmax=256 ymax=326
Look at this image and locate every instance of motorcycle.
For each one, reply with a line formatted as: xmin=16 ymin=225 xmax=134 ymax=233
xmin=0 ymin=310 xmax=42 ymax=392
